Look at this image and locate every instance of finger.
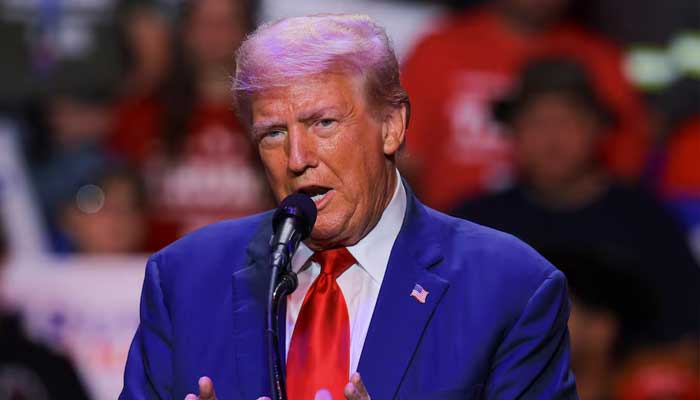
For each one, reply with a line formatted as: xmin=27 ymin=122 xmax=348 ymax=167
xmin=350 ymin=372 xmax=369 ymax=398
xmin=344 ymin=382 xmax=359 ymax=400
xmin=257 ymin=397 xmax=272 ymax=400
xmin=344 ymin=373 xmax=370 ymax=400
xmin=184 ymin=395 xmax=198 ymax=400
xmin=198 ymin=376 xmax=216 ymax=400
xmin=314 ymin=389 xmax=334 ymax=400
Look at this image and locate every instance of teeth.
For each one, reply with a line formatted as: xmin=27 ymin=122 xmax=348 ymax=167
xmin=311 ymin=193 xmax=326 ymax=202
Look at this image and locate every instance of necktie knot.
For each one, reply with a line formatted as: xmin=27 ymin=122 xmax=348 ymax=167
xmin=312 ymin=247 xmax=355 ymax=278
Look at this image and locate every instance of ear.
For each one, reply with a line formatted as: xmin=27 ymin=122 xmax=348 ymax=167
xmin=381 ymin=104 xmax=407 ymax=157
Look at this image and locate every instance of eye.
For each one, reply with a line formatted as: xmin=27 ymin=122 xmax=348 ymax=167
xmin=317 ymin=119 xmax=337 ymax=128
xmin=266 ymin=129 xmax=285 ymax=138
xmin=258 ymin=129 xmax=286 ymax=146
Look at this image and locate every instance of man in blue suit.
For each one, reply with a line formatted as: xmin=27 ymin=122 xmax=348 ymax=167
xmin=121 ymin=13 xmax=578 ymax=400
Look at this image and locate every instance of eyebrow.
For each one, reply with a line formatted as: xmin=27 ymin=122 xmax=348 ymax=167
xmin=252 ymin=106 xmax=341 ymax=134
xmin=297 ymin=106 xmax=340 ymax=124
xmin=251 ymin=120 xmax=285 ymax=137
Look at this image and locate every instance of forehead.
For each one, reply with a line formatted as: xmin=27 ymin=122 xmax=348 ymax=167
xmin=250 ymin=72 xmax=368 ymax=121
xmin=519 ymin=92 xmax=591 ymax=116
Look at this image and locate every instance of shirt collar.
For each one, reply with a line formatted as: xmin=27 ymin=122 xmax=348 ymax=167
xmin=291 ymin=170 xmax=407 ymax=284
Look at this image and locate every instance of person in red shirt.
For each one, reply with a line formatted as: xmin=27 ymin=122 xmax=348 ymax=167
xmin=110 ymin=0 xmax=273 ymax=250
xmin=401 ymin=0 xmax=650 ymax=211
xmin=110 ymin=2 xmax=172 ymax=168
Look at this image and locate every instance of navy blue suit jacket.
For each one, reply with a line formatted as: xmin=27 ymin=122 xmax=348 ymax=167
xmin=121 ymin=190 xmax=578 ymax=399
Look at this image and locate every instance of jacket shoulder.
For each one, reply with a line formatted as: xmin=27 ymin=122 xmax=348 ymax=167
xmin=150 ymin=211 xmax=273 ymax=281
xmin=162 ymin=211 xmax=270 ymax=252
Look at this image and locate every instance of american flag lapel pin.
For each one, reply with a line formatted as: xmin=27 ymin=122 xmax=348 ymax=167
xmin=410 ymin=283 xmax=429 ymax=304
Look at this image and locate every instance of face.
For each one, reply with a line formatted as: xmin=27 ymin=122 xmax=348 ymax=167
xmin=251 ymin=73 xmax=405 ymax=250
xmin=512 ymin=93 xmax=602 ymax=191
xmin=126 ymin=7 xmax=171 ymax=81
xmin=185 ymin=0 xmax=246 ymax=69
xmin=65 ymin=177 xmax=146 ymax=253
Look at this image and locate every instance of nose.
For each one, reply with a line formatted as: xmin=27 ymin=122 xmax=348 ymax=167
xmin=287 ymin=126 xmax=318 ymax=174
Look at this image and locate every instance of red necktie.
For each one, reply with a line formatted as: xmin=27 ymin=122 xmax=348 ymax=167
xmin=287 ymin=247 xmax=355 ymax=400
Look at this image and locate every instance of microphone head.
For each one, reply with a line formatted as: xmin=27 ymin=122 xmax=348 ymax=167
xmin=273 ymin=193 xmax=318 ymax=240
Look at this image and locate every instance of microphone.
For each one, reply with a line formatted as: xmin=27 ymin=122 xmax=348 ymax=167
xmin=267 ymin=193 xmax=317 ymax=400
xmin=269 ymin=193 xmax=317 ymax=272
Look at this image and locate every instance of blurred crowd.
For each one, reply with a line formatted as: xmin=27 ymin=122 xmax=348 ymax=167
xmin=0 ymin=0 xmax=698 ymax=399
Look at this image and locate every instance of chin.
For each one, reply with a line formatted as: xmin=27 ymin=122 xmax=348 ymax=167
xmin=309 ymin=225 xmax=338 ymax=242
xmin=308 ymin=217 xmax=347 ymax=246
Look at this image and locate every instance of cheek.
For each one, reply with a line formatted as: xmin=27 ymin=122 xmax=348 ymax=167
xmin=342 ymin=131 xmax=384 ymax=191
xmin=259 ymin=149 xmax=288 ymax=190
xmin=322 ymin=125 xmax=373 ymax=173
xmin=514 ymin=129 xmax=548 ymax=161
xmin=558 ymin=126 xmax=596 ymax=162
xmin=574 ymin=126 xmax=599 ymax=153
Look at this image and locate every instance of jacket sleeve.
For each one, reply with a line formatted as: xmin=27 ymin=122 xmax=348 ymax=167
xmin=120 ymin=255 xmax=174 ymax=400
xmin=483 ymin=269 xmax=579 ymax=399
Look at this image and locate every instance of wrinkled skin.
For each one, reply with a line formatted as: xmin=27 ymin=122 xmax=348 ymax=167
xmin=251 ymin=72 xmax=407 ymax=251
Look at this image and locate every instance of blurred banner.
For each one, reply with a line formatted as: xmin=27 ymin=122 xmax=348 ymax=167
xmin=2 ymin=256 xmax=146 ymax=400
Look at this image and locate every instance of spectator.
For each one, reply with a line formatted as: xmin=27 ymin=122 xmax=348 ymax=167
xmin=110 ymin=0 xmax=273 ymax=250
xmin=55 ymin=166 xmax=148 ymax=254
xmin=116 ymin=1 xmax=173 ymax=98
xmin=401 ymin=0 xmax=650 ymax=211
xmin=453 ymin=58 xmax=700 ymax=345
xmin=110 ymin=1 xmax=174 ymax=168
xmin=32 ymin=60 xmax=117 ymax=240
xmin=543 ymin=250 xmax=653 ymax=400
xmin=0 ymin=217 xmax=91 ymax=399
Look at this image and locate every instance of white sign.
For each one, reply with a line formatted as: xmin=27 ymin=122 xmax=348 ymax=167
xmin=2 ymin=256 xmax=147 ymax=400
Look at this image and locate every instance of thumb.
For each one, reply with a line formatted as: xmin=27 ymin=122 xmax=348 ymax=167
xmin=198 ymin=376 xmax=217 ymax=400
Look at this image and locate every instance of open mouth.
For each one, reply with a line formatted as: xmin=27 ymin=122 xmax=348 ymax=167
xmin=298 ymin=186 xmax=332 ymax=204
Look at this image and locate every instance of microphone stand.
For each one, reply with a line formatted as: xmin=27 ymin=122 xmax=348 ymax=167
xmin=266 ymin=242 xmax=299 ymax=400
xmin=266 ymin=194 xmax=316 ymax=400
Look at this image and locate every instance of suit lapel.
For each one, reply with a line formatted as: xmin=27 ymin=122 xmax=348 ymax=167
xmin=231 ymin=214 xmax=277 ymax=399
xmin=357 ymin=189 xmax=450 ymax=399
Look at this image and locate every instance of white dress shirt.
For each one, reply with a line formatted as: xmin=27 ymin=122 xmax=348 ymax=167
xmin=285 ymin=170 xmax=407 ymax=375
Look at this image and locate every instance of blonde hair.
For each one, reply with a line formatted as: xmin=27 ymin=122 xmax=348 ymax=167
xmin=232 ymin=13 xmax=409 ymax=123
